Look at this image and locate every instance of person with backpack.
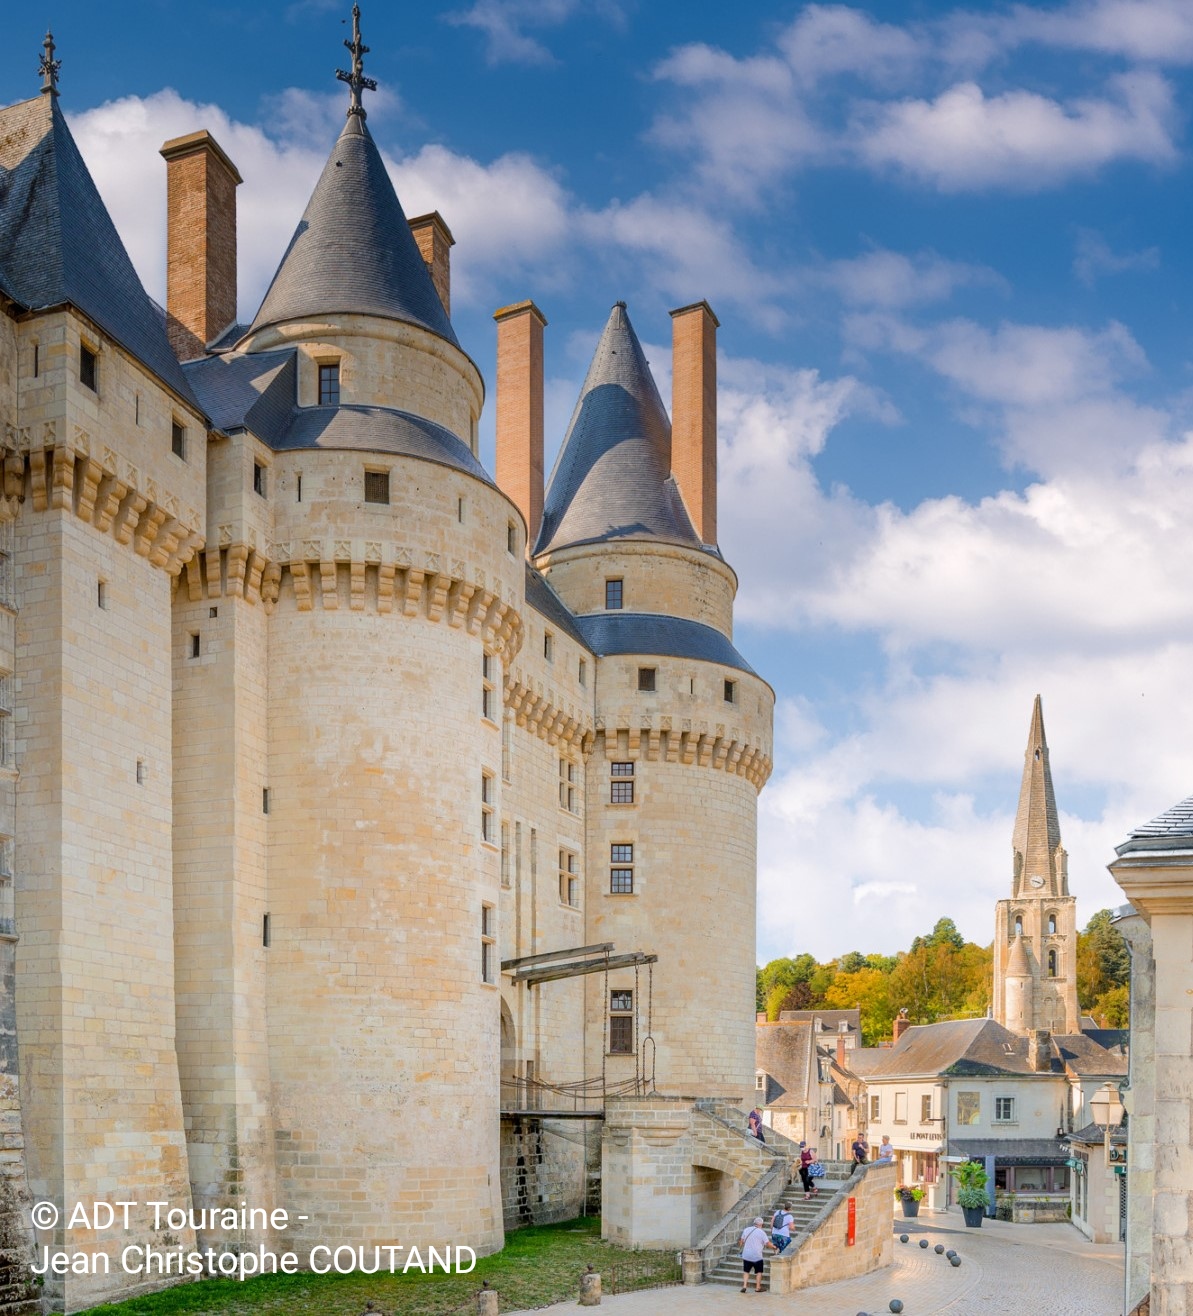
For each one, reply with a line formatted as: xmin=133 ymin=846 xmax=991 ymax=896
xmin=770 ymin=1203 xmax=794 ymax=1253
xmin=739 ymin=1216 xmax=776 ymax=1292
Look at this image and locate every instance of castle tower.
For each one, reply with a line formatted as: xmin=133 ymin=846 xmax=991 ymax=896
xmin=531 ymin=303 xmax=773 ymax=1096
xmin=0 ymin=60 xmax=203 ymax=1308
xmin=993 ymin=696 xmax=1080 ymax=1034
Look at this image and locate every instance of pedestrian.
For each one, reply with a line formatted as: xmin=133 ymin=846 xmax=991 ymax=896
xmin=851 ymin=1134 xmax=868 ymax=1171
xmin=806 ymin=1147 xmax=824 ymax=1195
xmin=739 ymin=1215 xmax=776 ymax=1292
xmin=799 ymin=1143 xmax=816 ymax=1198
xmin=877 ymin=1135 xmax=894 ymax=1163
xmin=747 ymin=1106 xmax=765 ymax=1142
xmin=770 ymin=1202 xmax=795 ymax=1253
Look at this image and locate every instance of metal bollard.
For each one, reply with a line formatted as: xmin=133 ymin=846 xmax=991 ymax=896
xmin=579 ymin=1263 xmax=602 ymax=1305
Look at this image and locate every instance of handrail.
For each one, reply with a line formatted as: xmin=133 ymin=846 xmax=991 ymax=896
xmin=691 ymin=1158 xmax=789 ymax=1279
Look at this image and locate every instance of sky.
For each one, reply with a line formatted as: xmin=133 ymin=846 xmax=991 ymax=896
xmin=6 ymin=0 xmax=1193 ymax=964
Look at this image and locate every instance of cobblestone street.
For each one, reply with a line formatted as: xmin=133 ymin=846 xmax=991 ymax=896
xmin=504 ymin=1214 xmax=1124 ymax=1315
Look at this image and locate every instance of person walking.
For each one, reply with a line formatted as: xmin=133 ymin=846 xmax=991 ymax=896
xmin=770 ymin=1203 xmax=795 ymax=1253
xmin=799 ymin=1143 xmax=816 ymax=1198
xmin=739 ymin=1216 xmax=776 ymax=1292
xmin=748 ymin=1106 xmax=765 ymax=1142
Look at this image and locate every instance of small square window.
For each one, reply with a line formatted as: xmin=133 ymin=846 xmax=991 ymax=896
xmin=610 ymin=762 xmax=634 ymax=805
xmin=921 ymin=1094 xmax=932 ymax=1123
xmin=869 ymin=1095 xmax=880 ymax=1120
xmin=171 ymin=420 xmax=186 ymax=460
xmin=364 ymin=470 xmax=389 ymax=504
xmin=724 ymin=679 xmax=736 ymax=704
xmin=638 ymin=667 xmax=656 ymax=692
xmin=995 ymin=1097 xmax=1015 ymax=1123
xmin=318 ymin=362 xmax=340 ymax=406
xmin=605 ymin=578 xmax=623 ymax=610
xmin=80 ymin=344 xmax=97 ymax=392
xmin=609 ymin=991 xmax=633 ymax=1053
xmin=253 ymin=462 xmax=267 ymax=497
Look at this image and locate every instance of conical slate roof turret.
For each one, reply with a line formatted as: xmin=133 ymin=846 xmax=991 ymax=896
xmin=0 ymin=89 xmax=199 ymax=407
xmin=249 ymin=116 xmax=458 ymax=347
xmin=1012 ymin=695 xmax=1065 ymax=897
xmin=534 ymin=302 xmax=701 ymax=556
xmin=1005 ymin=932 xmax=1032 ymax=977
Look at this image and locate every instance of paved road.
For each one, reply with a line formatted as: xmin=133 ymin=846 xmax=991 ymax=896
xmin=504 ymin=1213 xmax=1124 ymax=1314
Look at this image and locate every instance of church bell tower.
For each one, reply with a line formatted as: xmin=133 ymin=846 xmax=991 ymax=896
xmin=993 ymin=696 xmax=1081 ymax=1034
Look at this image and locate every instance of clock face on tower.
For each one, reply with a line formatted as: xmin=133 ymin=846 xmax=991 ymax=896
xmin=1029 ymin=875 xmax=1045 ymax=889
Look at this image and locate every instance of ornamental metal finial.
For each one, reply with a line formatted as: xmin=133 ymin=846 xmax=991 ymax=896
xmin=39 ymin=30 xmax=61 ymax=97
xmin=336 ymin=5 xmax=376 ymax=120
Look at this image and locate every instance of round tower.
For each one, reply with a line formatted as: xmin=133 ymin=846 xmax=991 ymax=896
xmin=533 ymin=302 xmax=773 ymax=1098
xmin=227 ymin=53 xmax=522 ymax=1259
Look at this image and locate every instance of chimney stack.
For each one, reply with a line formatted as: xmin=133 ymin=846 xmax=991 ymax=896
xmin=494 ymin=301 xmax=547 ymax=550
xmin=892 ymin=1009 xmax=911 ymax=1044
xmin=409 ymin=212 xmax=454 ymax=317
xmin=836 ymin=1033 xmax=846 ymax=1070
xmin=1028 ymin=1029 xmax=1053 ymax=1073
xmin=160 ymin=130 xmax=242 ymax=360
xmin=669 ymin=300 xmax=719 ymax=545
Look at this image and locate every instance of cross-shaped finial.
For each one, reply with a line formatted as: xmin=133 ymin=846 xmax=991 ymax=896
xmin=336 ymin=5 xmax=377 ymax=120
xmin=39 ymin=30 xmax=61 ymax=97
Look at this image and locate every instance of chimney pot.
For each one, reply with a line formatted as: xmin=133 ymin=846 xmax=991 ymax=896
xmin=669 ymin=300 xmax=719 ymax=544
xmin=494 ymin=300 xmax=547 ymax=549
xmin=160 ymin=130 xmax=242 ymax=360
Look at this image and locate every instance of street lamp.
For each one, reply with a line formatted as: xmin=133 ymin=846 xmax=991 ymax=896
xmin=1089 ymin=1082 xmax=1125 ymax=1168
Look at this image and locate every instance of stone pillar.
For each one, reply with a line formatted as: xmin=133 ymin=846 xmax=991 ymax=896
xmin=579 ymin=1266 xmax=601 ymax=1305
xmin=1110 ymin=821 xmax=1193 ymax=1315
xmin=669 ymin=301 xmax=718 ymax=546
xmin=494 ymin=301 xmax=547 ymax=548
xmin=160 ymin=130 xmax=242 ymax=359
xmin=409 ymin=212 xmax=455 ymax=316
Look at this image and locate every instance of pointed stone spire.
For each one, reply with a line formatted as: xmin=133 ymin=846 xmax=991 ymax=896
xmin=1011 ymin=695 xmax=1066 ymax=898
xmin=534 ymin=302 xmax=701 ymax=556
xmin=1005 ymin=932 xmax=1031 ymax=977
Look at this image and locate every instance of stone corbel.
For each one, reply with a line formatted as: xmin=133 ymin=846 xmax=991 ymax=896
xmin=377 ymin=562 xmax=395 ymax=614
xmin=205 ymin=547 xmax=223 ymax=599
xmin=349 ymin=560 xmax=366 ymax=611
xmin=93 ymin=475 xmax=128 ymax=533
xmin=50 ymin=446 xmax=75 ymax=511
xmin=245 ymin=551 xmax=267 ymax=604
xmin=225 ymin=544 xmax=250 ymax=598
xmin=112 ymin=490 xmax=149 ymax=546
xmin=447 ymin=580 xmax=477 ymax=628
xmin=426 ymin=572 xmax=450 ymax=623
xmin=28 ymin=450 xmax=48 ymax=512
xmin=133 ymin=504 xmax=168 ymax=558
xmin=261 ymin=561 xmax=282 ymax=614
xmin=402 ymin=569 xmax=426 ymax=618
xmin=3 ymin=452 xmax=24 ymax=503
xmin=318 ymin=560 xmax=338 ymax=609
xmin=74 ymin=459 xmax=104 ymax=522
xmin=148 ymin=518 xmax=185 ymax=569
xmin=291 ymin=561 xmax=313 ymax=612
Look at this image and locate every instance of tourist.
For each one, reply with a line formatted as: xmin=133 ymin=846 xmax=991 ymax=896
xmin=748 ymin=1106 xmax=765 ymax=1142
xmin=851 ymin=1134 xmax=868 ymax=1171
xmin=877 ymin=1136 xmax=895 ymax=1163
xmin=739 ymin=1216 xmax=775 ymax=1292
xmin=799 ymin=1143 xmax=816 ymax=1198
xmin=770 ymin=1203 xmax=795 ymax=1253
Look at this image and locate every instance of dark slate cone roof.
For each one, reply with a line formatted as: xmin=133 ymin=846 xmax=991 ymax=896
xmin=0 ymin=94 xmax=199 ymax=408
xmin=249 ymin=115 xmax=458 ymax=348
xmin=534 ymin=302 xmax=702 ymax=556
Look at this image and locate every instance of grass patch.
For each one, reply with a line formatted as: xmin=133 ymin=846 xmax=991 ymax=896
xmin=77 ymin=1217 xmax=680 ymax=1315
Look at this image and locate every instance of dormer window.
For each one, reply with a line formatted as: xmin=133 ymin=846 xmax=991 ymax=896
xmin=318 ymin=362 xmax=340 ymax=406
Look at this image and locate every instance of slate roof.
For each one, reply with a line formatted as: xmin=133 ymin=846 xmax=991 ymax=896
xmin=1067 ymin=1122 xmax=1126 ymax=1146
xmin=1054 ymin=1032 xmax=1129 ymax=1078
xmin=839 ymin=1047 xmax=888 ymax=1078
xmin=572 ymin=612 xmax=759 ymax=677
xmin=1117 ymin=794 xmax=1193 ymax=853
xmin=779 ymin=1009 xmax=861 ymax=1034
xmin=0 ymin=93 xmax=199 ymax=408
xmin=755 ymin=1021 xmax=814 ymax=1111
xmin=535 ymin=302 xmax=702 ymax=555
xmin=249 ymin=115 xmax=459 ymax=348
xmin=950 ymin=1138 xmax=1067 ymax=1165
xmin=866 ymin=1018 xmax=1062 ymax=1079
xmin=523 ymin=565 xmax=591 ymax=649
xmin=183 ymin=348 xmax=489 ymax=480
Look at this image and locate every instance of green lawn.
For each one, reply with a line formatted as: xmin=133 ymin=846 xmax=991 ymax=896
xmin=77 ymin=1218 xmax=681 ymax=1316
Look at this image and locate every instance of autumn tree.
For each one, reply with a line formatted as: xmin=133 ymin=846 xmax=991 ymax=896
xmin=1077 ymin=909 xmax=1131 ymax=1026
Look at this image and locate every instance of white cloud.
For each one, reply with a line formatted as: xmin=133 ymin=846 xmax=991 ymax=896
xmin=821 ymin=248 xmax=1001 ymax=308
xmin=1006 ymin=0 xmax=1193 ymax=65
xmin=445 ymin=0 xmax=625 ymax=67
xmin=1073 ymin=229 xmax=1160 ymax=286
xmin=853 ymin=72 xmax=1177 ymax=190
xmin=778 ymin=4 xmax=923 ymax=88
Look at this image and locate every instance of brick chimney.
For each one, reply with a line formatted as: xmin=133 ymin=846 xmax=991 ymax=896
xmin=892 ymin=1009 xmax=911 ymax=1044
xmin=160 ymin=130 xmax=242 ymax=360
xmin=669 ymin=300 xmax=719 ymax=545
xmin=409 ymin=212 xmax=454 ymax=317
xmin=494 ymin=300 xmax=547 ymax=549
xmin=1028 ymin=1029 xmax=1053 ymax=1073
xmin=836 ymin=1033 xmax=846 ymax=1070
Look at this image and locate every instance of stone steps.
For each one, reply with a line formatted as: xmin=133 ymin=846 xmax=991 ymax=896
xmin=706 ymin=1178 xmax=852 ymax=1289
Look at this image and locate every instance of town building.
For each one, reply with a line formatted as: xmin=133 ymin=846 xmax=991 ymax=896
xmin=754 ymin=1010 xmax=861 ymax=1157
xmin=0 ymin=17 xmax=772 ymax=1310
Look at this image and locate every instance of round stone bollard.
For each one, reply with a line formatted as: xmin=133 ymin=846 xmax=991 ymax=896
xmin=935 ymin=1244 xmax=946 ymax=1254
xmin=899 ymin=1234 xmax=909 ymax=1243
xmin=477 ymin=1283 xmax=499 ymax=1316
xmin=919 ymin=1238 xmax=929 ymax=1248
xmin=579 ymin=1264 xmax=602 ymax=1306
xmin=950 ymin=1256 xmax=962 ymax=1267
xmin=890 ymin=1302 xmax=905 ymax=1314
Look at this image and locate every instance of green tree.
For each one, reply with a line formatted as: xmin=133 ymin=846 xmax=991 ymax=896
xmin=822 ymin=967 xmax=894 ymax=1045
xmin=1077 ymin=909 xmax=1130 ymax=1009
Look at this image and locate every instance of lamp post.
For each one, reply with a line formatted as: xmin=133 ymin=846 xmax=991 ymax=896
xmin=1089 ymin=1082 xmax=1125 ymax=1168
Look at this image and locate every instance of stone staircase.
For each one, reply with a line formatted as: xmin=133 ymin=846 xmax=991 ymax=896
xmin=704 ymin=1165 xmax=854 ymax=1290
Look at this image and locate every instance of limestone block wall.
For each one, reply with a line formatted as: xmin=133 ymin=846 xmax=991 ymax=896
xmin=238 ymin=315 xmax=484 ymax=452
xmin=14 ymin=510 xmax=195 ymax=1311
xmin=584 ymin=658 xmax=772 ymax=1098
xmin=1118 ymin=912 xmax=1154 ymax=1312
xmin=769 ymin=1161 xmax=894 ymax=1295
xmin=262 ymin=449 xmax=521 ymax=1260
xmin=535 ymin=541 xmax=736 ymax=637
xmin=172 ymin=574 xmax=275 ymax=1249
xmin=499 ymin=1117 xmax=592 ymax=1229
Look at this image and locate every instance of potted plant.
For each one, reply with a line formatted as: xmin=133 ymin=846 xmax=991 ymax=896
xmin=895 ymin=1185 xmax=925 ymax=1218
xmin=950 ymin=1159 xmax=989 ymax=1227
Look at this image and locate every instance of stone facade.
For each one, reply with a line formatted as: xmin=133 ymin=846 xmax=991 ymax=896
xmin=0 ymin=38 xmax=772 ymax=1312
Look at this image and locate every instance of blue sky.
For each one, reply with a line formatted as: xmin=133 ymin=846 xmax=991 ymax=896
xmin=8 ymin=0 xmax=1193 ymax=962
